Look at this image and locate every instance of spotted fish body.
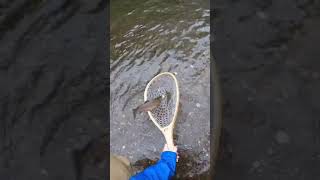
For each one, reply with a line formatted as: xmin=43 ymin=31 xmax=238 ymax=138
xmin=133 ymin=96 xmax=162 ymax=119
xmin=146 ymin=76 xmax=177 ymax=128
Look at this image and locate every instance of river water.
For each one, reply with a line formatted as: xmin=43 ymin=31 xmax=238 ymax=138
xmin=110 ymin=0 xmax=210 ymax=178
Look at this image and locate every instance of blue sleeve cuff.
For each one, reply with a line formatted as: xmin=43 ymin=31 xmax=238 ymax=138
xmin=161 ymin=151 xmax=177 ymax=159
xmin=129 ymin=151 xmax=177 ymax=180
xmin=160 ymin=151 xmax=177 ymax=176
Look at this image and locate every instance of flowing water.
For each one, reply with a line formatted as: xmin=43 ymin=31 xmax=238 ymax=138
xmin=110 ymin=0 xmax=210 ymax=178
xmin=0 ymin=1 xmax=107 ymax=179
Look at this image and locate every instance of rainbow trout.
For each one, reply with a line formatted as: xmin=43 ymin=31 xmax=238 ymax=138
xmin=132 ymin=91 xmax=171 ymax=119
xmin=133 ymin=96 xmax=162 ymax=119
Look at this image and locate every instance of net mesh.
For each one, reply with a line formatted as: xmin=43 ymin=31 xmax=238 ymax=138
xmin=146 ymin=74 xmax=177 ymax=128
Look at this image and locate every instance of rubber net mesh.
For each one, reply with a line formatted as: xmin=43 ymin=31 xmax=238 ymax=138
xmin=146 ymin=74 xmax=177 ymax=128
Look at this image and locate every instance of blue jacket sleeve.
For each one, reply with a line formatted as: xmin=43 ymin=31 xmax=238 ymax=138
xmin=129 ymin=151 xmax=177 ymax=180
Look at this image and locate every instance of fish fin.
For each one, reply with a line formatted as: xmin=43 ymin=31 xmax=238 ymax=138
xmin=165 ymin=91 xmax=171 ymax=105
xmin=132 ymin=108 xmax=137 ymax=119
xmin=138 ymin=107 xmax=152 ymax=113
xmin=132 ymin=101 xmax=148 ymax=119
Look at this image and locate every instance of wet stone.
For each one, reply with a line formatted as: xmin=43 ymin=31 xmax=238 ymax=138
xmin=275 ymin=131 xmax=290 ymax=144
xmin=312 ymin=72 xmax=319 ymax=79
xmin=247 ymin=96 xmax=254 ymax=102
xmin=267 ymin=147 xmax=274 ymax=155
xmin=41 ymin=169 xmax=48 ymax=176
xmin=253 ymin=161 xmax=261 ymax=169
xmin=249 ymin=160 xmax=264 ymax=174
xmin=257 ymin=11 xmax=268 ymax=19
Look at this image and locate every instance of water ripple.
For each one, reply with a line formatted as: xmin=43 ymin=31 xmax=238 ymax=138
xmin=111 ymin=0 xmax=210 ymax=177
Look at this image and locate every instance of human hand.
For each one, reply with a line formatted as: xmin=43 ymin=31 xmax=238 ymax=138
xmin=163 ymin=143 xmax=177 ymax=153
xmin=163 ymin=144 xmax=179 ymax=162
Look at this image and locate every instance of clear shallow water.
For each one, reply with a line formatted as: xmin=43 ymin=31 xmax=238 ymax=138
xmin=110 ymin=0 xmax=210 ymax=177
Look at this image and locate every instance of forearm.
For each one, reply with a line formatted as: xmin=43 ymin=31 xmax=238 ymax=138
xmin=130 ymin=151 xmax=177 ymax=180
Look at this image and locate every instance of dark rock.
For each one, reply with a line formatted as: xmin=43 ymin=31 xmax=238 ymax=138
xmin=275 ymin=131 xmax=290 ymax=144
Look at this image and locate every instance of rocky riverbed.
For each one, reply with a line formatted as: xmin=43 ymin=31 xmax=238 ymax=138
xmin=214 ymin=0 xmax=320 ymax=179
xmin=0 ymin=0 xmax=107 ymax=179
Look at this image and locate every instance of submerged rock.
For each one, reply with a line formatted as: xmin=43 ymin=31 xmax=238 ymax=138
xmin=275 ymin=131 xmax=290 ymax=144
